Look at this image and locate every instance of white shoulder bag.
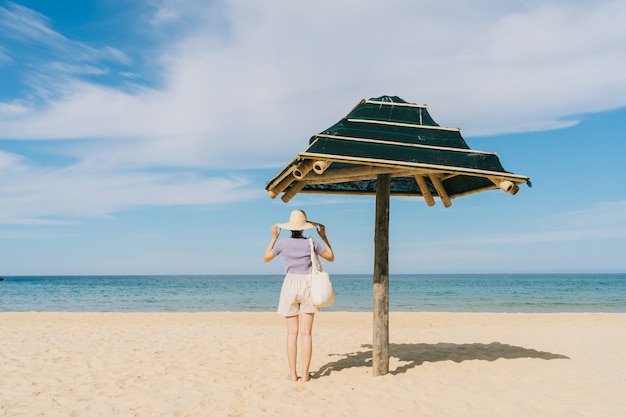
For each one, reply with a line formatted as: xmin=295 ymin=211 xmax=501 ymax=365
xmin=309 ymin=237 xmax=335 ymax=308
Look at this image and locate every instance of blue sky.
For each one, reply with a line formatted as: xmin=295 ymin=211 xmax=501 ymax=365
xmin=1 ymin=0 xmax=625 ymax=276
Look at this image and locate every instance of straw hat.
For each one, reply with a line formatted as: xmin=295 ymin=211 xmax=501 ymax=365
xmin=277 ymin=209 xmax=317 ymax=231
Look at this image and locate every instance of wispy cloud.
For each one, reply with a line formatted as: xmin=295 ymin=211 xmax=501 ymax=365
xmin=0 ymin=150 xmax=263 ymax=224
xmin=0 ymin=3 xmax=129 ymax=67
xmin=403 ymin=200 xmax=626 ymax=248
xmin=0 ymin=3 xmax=64 ymax=44
xmin=441 ymin=227 xmax=626 ymax=246
xmin=386 ymin=200 xmax=626 ymax=272
xmin=2 ymin=1 xmax=625 ymax=142
xmin=1 ymin=0 xmax=626 ymax=224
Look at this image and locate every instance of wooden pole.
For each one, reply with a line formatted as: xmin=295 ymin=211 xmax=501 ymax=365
xmin=373 ymin=173 xmax=390 ymax=376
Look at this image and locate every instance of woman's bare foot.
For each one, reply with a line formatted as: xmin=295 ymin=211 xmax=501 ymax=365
xmin=287 ymin=374 xmax=298 ymax=382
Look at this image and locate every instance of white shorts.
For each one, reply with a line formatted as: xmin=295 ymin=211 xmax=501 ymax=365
xmin=277 ymin=273 xmax=319 ymax=316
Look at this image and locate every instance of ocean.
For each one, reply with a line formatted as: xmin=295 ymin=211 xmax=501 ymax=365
xmin=0 ymin=274 xmax=624 ymax=313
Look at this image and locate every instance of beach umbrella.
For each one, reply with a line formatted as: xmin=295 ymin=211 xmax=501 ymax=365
xmin=265 ymin=95 xmax=531 ymax=376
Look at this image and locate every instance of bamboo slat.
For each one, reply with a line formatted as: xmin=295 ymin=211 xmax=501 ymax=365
xmin=267 ymin=174 xmax=295 ymax=199
xmin=280 ymin=181 xmax=306 ymax=203
xmin=347 ymin=118 xmax=460 ymax=132
xmin=313 ymin=160 xmax=332 ymax=174
xmin=301 ymin=166 xmax=412 ymax=184
xmin=292 ymin=160 xmax=314 ymax=180
xmin=314 ymin=134 xmax=493 ymax=155
xmin=414 ymin=175 xmax=435 ymax=206
xmin=364 ymin=99 xmax=427 ymax=109
xmin=299 ymin=151 xmax=530 ymax=182
xmin=429 ymin=174 xmax=452 ymax=207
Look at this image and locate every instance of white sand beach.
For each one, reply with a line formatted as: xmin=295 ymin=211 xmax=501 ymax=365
xmin=1 ymin=312 xmax=625 ymax=416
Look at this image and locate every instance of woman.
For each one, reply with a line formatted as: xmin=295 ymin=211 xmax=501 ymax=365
xmin=263 ymin=209 xmax=334 ymax=382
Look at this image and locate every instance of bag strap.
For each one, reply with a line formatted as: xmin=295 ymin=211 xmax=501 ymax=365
xmin=309 ymin=237 xmax=324 ymax=273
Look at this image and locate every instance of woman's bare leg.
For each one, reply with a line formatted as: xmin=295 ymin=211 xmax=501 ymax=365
xmin=286 ymin=315 xmax=299 ymax=381
xmin=299 ymin=313 xmax=315 ymax=382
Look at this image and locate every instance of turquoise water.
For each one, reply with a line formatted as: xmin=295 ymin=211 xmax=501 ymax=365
xmin=0 ymin=274 xmax=624 ymax=312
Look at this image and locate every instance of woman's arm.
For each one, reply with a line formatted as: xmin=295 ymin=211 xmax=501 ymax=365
xmin=316 ymin=224 xmax=335 ymax=262
xmin=263 ymin=225 xmax=281 ymax=262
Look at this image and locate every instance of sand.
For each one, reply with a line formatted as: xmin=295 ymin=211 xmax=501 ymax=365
xmin=1 ymin=312 xmax=625 ymax=416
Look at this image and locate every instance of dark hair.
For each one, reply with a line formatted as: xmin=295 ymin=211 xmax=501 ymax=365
xmin=291 ymin=230 xmax=303 ymax=238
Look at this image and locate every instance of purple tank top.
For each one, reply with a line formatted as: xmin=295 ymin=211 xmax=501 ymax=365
xmin=272 ymin=237 xmax=325 ymax=274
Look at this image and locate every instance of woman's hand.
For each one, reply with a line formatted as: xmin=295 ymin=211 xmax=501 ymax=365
xmin=264 ymin=225 xmax=281 ymax=262
xmin=315 ymin=224 xmax=334 ymax=262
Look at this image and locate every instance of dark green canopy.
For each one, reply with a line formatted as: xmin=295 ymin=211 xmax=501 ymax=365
xmin=266 ymin=95 xmax=530 ymax=206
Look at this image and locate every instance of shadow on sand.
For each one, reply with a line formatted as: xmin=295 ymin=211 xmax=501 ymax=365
xmin=316 ymin=342 xmax=570 ymax=377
